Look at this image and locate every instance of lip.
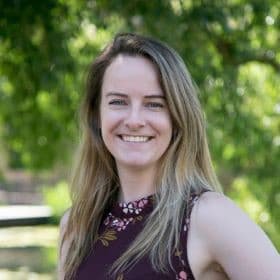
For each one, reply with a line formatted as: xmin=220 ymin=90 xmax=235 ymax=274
xmin=118 ymin=134 xmax=154 ymax=138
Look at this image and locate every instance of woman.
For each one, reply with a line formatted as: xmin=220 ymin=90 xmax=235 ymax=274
xmin=58 ymin=33 xmax=280 ymax=280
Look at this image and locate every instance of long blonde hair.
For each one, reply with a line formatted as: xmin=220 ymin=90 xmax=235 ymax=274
xmin=62 ymin=33 xmax=223 ymax=279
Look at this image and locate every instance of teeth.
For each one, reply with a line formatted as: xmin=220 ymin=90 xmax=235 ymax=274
xmin=121 ymin=135 xmax=150 ymax=142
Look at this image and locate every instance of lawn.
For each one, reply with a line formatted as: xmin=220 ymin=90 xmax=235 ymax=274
xmin=0 ymin=225 xmax=59 ymax=280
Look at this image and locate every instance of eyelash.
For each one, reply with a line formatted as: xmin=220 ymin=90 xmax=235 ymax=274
xmin=109 ymin=100 xmax=126 ymax=106
xmin=108 ymin=100 xmax=164 ymax=108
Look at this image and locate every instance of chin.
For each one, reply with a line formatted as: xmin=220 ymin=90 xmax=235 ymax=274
xmin=117 ymin=159 xmax=155 ymax=170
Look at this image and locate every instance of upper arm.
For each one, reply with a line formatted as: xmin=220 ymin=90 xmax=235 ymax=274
xmin=57 ymin=208 xmax=72 ymax=280
xmin=196 ymin=192 xmax=280 ymax=280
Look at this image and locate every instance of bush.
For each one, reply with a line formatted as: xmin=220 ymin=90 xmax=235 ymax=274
xmin=42 ymin=181 xmax=71 ymax=224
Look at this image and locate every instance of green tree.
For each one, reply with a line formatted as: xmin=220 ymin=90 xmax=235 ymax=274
xmin=0 ymin=0 xmax=279 ymax=248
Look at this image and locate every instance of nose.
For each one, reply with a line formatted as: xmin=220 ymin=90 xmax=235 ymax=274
xmin=123 ymin=107 xmax=146 ymax=130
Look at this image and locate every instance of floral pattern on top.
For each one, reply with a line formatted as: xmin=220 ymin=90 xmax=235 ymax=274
xmin=175 ymin=248 xmax=188 ymax=279
xmin=174 ymin=194 xmax=202 ymax=280
xmin=104 ymin=213 xmax=143 ymax=232
xmin=116 ymin=274 xmax=124 ymax=280
xmin=183 ymin=194 xmax=200 ymax=232
xmin=97 ymin=196 xmax=152 ymax=247
xmin=94 ymin=192 xmax=207 ymax=280
xmin=119 ymin=197 xmax=149 ymax=215
xmin=97 ymin=229 xmax=117 ymax=247
xmin=177 ymin=270 xmax=188 ymax=280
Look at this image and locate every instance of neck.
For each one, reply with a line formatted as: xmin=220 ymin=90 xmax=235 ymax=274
xmin=116 ymin=164 xmax=157 ymax=203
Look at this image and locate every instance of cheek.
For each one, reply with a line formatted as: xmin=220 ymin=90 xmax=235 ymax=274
xmin=100 ymin=108 xmax=110 ymax=139
xmin=154 ymin=114 xmax=173 ymax=136
xmin=100 ymin=119 xmax=115 ymax=154
xmin=100 ymin=110 xmax=121 ymax=138
xmin=164 ymin=111 xmax=173 ymax=132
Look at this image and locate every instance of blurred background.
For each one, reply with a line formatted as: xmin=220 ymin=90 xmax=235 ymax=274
xmin=0 ymin=0 xmax=279 ymax=279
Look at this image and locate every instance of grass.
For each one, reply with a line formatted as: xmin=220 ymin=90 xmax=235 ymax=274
xmin=0 ymin=225 xmax=59 ymax=280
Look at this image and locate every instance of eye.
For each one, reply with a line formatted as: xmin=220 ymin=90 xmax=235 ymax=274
xmin=108 ymin=99 xmax=126 ymax=105
xmin=146 ymin=102 xmax=164 ymax=108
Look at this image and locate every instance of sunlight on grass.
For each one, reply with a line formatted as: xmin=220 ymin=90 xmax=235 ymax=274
xmin=0 ymin=226 xmax=59 ymax=280
xmin=0 ymin=226 xmax=58 ymax=248
xmin=0 ymin=268 xmax=54 ymax=280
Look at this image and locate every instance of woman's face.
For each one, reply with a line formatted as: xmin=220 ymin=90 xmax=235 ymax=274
xmin=100 ymin=55 xmax=172 ymax=171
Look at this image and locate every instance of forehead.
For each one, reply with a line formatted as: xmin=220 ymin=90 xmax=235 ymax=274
xmin=101 ymin=55 xmax=163 ymax=97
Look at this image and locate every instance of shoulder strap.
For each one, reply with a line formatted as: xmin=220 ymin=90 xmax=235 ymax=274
xmin=184 ymin=191 xmax=205 ymax=233
xmin=176 ymin=190 xmax=212 ymax=278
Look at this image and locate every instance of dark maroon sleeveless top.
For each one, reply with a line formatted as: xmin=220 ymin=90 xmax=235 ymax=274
xmin=75 ymin=190 xmax=209 ymax=280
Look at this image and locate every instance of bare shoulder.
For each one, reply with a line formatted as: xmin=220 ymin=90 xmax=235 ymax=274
xmin=59 ymin=208 xmax=73 ymax=252
xmin=194 ymin=191 xmax=241 ymax=222
xmin=60 ymin=208 xmax=71 ymax=231
xmin=195 ymin=190 xmax=233 ymax=208
xmin=190 ymin=191 xmax=238 ymax=235
xmin=192 ymin=191 xmax=280 ymax=280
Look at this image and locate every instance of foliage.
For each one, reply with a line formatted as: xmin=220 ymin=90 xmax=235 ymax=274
xmin=0 ymin=0 xmax=279 ymax=248
xmin=42 ymin=181 xmax=71 ymax=224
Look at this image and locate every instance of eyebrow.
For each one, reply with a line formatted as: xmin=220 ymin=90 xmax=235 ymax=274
xmin=105 ymin=92 xmax=165 ymax=99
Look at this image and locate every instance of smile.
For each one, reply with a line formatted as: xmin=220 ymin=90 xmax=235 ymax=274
xmin=118 ymin=135 xmax=154 ymax=143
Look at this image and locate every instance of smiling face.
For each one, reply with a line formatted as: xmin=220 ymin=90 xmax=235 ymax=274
xmin=100 ymin=55 xmax=172 ymax=171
